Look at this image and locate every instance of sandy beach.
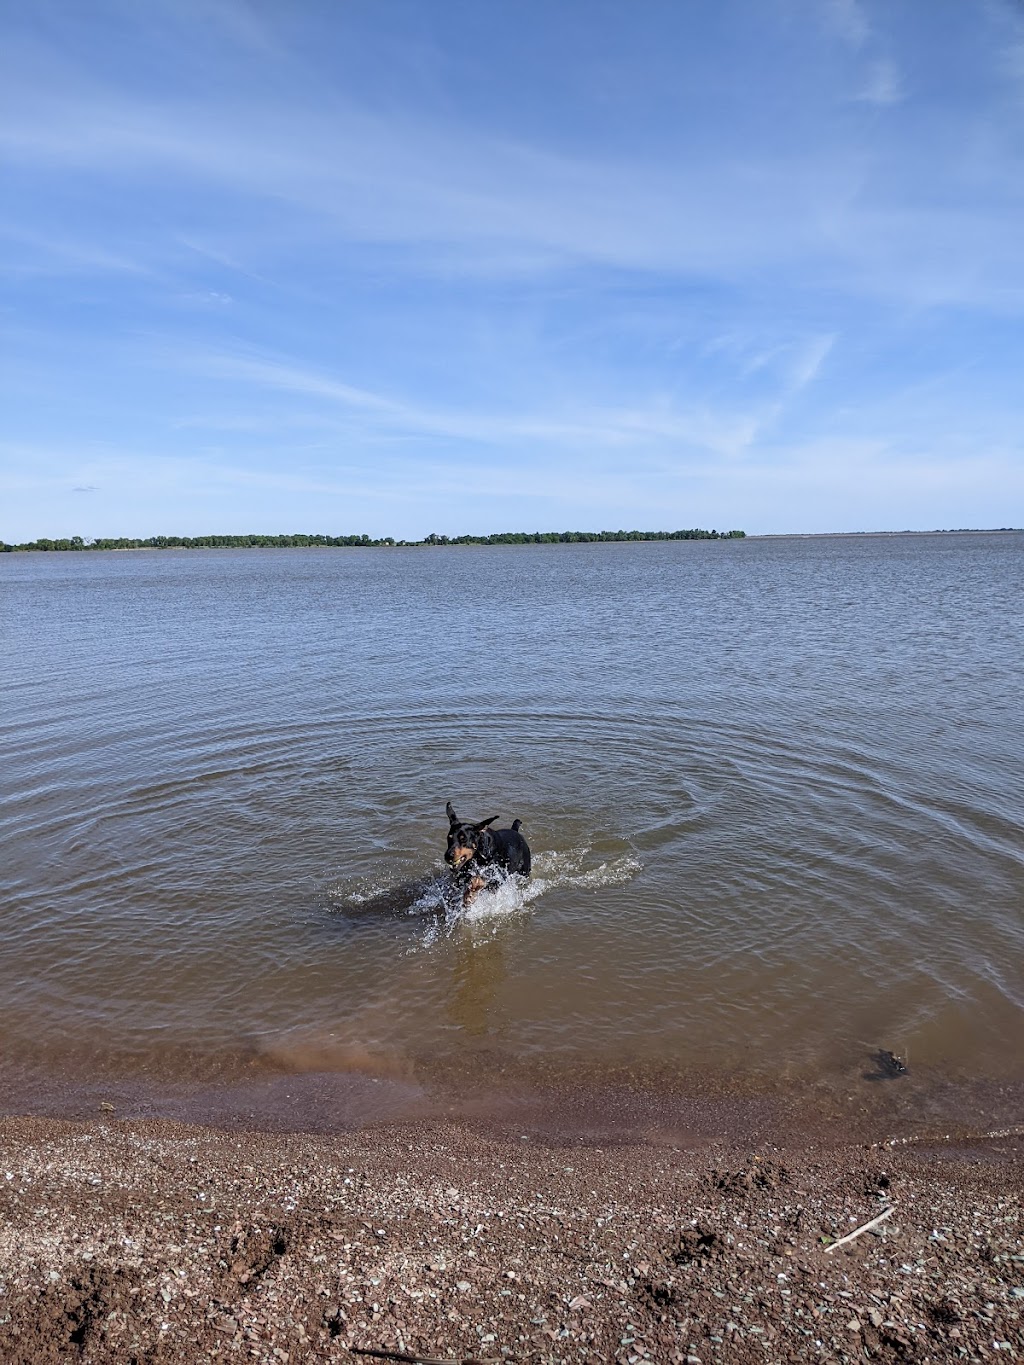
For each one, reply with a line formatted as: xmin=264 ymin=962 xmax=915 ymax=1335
xmin=1 ymin=1112 xmax=1021 ymax=1364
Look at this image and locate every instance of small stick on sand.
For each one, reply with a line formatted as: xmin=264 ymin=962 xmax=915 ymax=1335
xmin=824 ymin=1204 xmax=895 ymax=1254
xmin=350 ymin=1348 xmax=499 ymax=1365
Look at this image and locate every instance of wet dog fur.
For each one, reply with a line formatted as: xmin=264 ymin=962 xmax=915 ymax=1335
xmin=444 ymin=801 xmax=531 ymax=906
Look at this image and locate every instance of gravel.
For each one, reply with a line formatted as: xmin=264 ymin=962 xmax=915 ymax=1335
xmin=0 ymin=1115 xmax=1021 ymax=1363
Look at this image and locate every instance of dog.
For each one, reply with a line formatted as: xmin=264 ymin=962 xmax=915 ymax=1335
xmin=444 ymin=801 xmax=531 ymax=906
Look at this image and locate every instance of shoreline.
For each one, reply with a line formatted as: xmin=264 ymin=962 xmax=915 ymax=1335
xmin=5 ymin=1054 xmax=1024 ymax=1171
xmin=747 ymin=527 xmax=1023 ymax=539
xmin=5 ymin=1048 xmax=1024 ymax=1150
xmin=1 ymin=1111 xmax=1021 ymax=1363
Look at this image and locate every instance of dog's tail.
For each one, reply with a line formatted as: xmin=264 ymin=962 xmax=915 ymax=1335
xmin=511 ymin=819 xmax=523 ymax=832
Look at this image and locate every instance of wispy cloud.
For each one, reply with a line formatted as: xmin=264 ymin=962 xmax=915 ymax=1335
xmin=854 ymin=58 xmax=905 ymax=107
xmin=0 ymin=87 xmax=836 ymax=280
xmin=181 ymin=347 xmax=768 ymax=458
xmin=821 ymin=0 xmax=871 ymax=49
xmin=788 ymin=335 xmax=836 ymax=394
xmin=818 ymin=4 xmax=905 ymax=113
xmin=2 ymin=0 xmax=1022 ymax=540
xmin=0 ymin=30 xmax=993 ymax=306
xmin=0 ymin=225 xmax=156 ymax=279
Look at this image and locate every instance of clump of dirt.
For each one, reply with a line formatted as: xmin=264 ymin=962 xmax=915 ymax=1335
xmin=4 ymin=1263 xmax=134 ymax=1365
xmin=713 ymin=1153 xmax=790 ymax=1194
xmin=671 ymin=1225 xmax=726 ymax=1264
xmin=227 ymin=1223 xmax=289 ymax=1285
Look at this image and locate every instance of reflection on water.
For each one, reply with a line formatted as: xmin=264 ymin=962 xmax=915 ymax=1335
xmin=1 ymin=534 xmax=1023 ymax=1130
xmin=449 ymin=929 xmax=507 ymax=1038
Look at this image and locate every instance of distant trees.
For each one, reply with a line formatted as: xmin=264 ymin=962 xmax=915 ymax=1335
xmin=1 ymin=528 xmax=745 ymax=552
xmin=1 ymin=535 xmax=89 ymax=551
xmin=0 ymin=533 xmax=390 ymax=551
xmin=416 ymin=529 xmax=745 ymax=546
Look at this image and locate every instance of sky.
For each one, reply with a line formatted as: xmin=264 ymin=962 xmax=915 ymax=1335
xmin=2 ymin=0 xmax=1023 ymax=540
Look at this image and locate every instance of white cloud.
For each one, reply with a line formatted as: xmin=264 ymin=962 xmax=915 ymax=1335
xmin=788 ymin=335 xmax=836 ymax=393
xmin=1 ymin=6 xmax=1020 ymax=316
xmin=179 ymin=347 xmax=769 ymax=459
xmin=854 ymin=58 xmax=904 ymax=107
xmin=0 ymin=224 xmax=156 ymax=278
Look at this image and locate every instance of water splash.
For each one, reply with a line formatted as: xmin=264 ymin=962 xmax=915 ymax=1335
xmin=406 ymin=846 xmax=642 ymax=950
xmin=529 ymin=846 xmax=642 ymax=894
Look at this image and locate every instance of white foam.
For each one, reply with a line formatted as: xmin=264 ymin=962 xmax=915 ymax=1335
xmin=405 ymin=847 xmax=642 ymax=951
xmin=529 ymin=846 xmax=642 ymax=893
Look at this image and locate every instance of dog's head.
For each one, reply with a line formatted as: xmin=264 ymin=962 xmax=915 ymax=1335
xmin=444 ymin=801 xmax=497 ymax=870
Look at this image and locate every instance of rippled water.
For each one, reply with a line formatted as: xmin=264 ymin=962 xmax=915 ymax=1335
xmin=2 ymin=536 xmax=1022 ymax=1132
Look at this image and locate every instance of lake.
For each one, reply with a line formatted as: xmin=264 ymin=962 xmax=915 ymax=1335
xmin=1 ymin=534 xmax=1022 ymax=1138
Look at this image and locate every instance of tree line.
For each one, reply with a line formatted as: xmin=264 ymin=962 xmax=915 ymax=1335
xmin=422 ymin=529 xmax=745 ymax=544
xmin=0 ymin=528 xmax=745 ymax=553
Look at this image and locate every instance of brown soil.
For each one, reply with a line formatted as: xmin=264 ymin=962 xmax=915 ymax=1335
xmin=0 ymin=1115 xmax=1021 ymax=1363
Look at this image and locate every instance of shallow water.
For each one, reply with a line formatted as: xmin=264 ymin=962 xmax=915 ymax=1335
xmin=1 ymin=536 xmax=1022 ymax=1131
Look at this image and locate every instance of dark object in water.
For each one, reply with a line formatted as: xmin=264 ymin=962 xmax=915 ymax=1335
xmin=444 ymin=801 xmax=531 ymax=906
xmin=865 ymin=1048 xmax=909 ymax=1081
xmin=331 ymin=878 xmax=435 ymax=919
xmin=879 ymin=1049 xmax=908 ymax=1075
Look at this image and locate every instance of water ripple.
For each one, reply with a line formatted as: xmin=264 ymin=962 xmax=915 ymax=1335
xmin=1 ymin=537 xmax=1022 ymax=1094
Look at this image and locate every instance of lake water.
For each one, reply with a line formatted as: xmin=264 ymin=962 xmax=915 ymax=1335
xmin=1 ymin=535 xmax=1022 ymax=1139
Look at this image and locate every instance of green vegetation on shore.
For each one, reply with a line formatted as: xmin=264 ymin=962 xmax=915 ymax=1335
xmin=0 ymin=528 xmax=746 ymax=552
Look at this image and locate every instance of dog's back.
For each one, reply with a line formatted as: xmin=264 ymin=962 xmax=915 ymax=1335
xmin=487 ymin=820 xmax=531 ymax=876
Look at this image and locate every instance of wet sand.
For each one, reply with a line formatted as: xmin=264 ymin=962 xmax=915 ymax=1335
xmin=1 ymin=1110 xmax=1021 ymax=1364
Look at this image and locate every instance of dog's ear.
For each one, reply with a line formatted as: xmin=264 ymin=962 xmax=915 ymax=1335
xmin=446 ymin=801 xmax=458 ymax=824
xmin=475 ymin=816 xmax=498 ymax=830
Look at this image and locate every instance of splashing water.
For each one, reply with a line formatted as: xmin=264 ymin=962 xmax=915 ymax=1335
xmin=406 ymin=846 xmax=643 ymax=949
xmin=530 ymin=846 xmax=643 ymax=893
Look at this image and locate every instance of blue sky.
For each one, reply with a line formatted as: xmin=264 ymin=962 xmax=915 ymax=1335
xmin=2 ymin=0 xmax=1023 ymax=539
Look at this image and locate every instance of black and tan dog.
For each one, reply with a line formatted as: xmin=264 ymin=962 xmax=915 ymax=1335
xmin=444 ymin=801 xmax=531 ymax=906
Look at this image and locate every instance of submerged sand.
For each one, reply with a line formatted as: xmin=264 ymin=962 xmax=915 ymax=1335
xmin=0 ymin=1113 xmax=1021 ymax=1363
